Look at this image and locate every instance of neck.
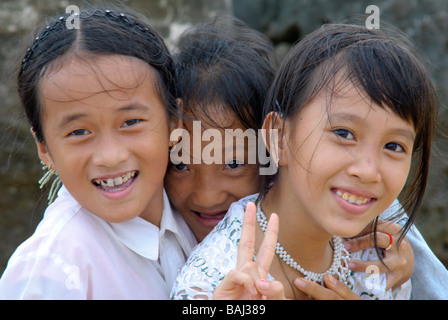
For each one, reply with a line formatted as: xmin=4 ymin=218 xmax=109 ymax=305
xmin=139 ymin=187 xmax=164 ymax=227
xmin=261 ymin=183 xmax=334 ymax=272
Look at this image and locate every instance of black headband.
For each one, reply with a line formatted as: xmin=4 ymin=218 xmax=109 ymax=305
xmin=20 ymin=9 xmax=155 ymax=73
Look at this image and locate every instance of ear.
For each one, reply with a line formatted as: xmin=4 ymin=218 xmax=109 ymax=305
xmin=169 ymin=99 xmax=184 ymax=149
xmin=170 ymin=98 xmax=184 ymax=132
xmin=261 ymin=112 xmax=288 ymax=167
xmin=31 ymin=128 xmax=54 ymax=169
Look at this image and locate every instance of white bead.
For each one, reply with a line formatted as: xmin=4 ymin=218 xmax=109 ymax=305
xmin=255 ymin=203 xmax=350 ymax=284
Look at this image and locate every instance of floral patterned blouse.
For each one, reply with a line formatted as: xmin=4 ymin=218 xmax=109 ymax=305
xmin=171 ymin=194 xmax=411 ymax=300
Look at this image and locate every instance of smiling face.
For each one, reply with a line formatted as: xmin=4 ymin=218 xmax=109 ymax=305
xmin=36 ymin=54 xmax=173 ymax=225
xmin=270 ymin=82 xmax=416 ymax=239
xmin=164 ymin=107 xmax=260 ymax=241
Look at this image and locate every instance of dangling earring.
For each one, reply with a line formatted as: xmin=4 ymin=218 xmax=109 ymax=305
xmin=38 ymin=161 xmax=62 ymax=205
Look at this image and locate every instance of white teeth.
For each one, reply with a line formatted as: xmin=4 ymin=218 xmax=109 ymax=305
xmin=94 ymin=171 xmax=136 ymax=187
xmin=336 ymin=190 xmax=369 ymax=205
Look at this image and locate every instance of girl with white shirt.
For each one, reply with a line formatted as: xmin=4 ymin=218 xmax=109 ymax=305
xmin=0 ymin=7 xmax=196 ymax=299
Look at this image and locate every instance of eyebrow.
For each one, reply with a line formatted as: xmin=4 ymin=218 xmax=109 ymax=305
xmin=329 ymin=112 xmax=415 ymax=141
xmin=328 ymin=112 xmax=366 ymax=124
xmin=58 ymin=102 xmax=150 ymax=128
xmin=117 ymin=102 xmax=150 ymax=112
xmin=387 ymin=128 xmax=416 ymax=142
xmin=58 ymin=113 xmax=88 ymax=129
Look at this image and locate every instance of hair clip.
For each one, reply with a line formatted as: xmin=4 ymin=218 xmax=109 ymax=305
xmin=275 ymin=100 xmax=284 ymax=117
xmin=21 ymin=16 xmax=67 ymax=72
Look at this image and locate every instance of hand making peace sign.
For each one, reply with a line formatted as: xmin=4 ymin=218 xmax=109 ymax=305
xmin=213 ymin=202 xmax=361 ymax=300
xmin=213 ymin=202 xmax=285 ymax=300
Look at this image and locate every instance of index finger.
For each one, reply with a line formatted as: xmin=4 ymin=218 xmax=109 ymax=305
xmin=255 ymin=213 xmax=279 ymax=278
xmin=237 ymin=202 xmax=257 ymax=268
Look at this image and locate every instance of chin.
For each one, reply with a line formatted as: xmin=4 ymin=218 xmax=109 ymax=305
xmin=329 ymin=225 xmax=367 ymax=239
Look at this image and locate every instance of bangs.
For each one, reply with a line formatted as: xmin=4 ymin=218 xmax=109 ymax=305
xmin=346 ymin=41 xmax=432 ymax=143
xmin=302 ymin=32 xmax=437 ymax=152
xmin=174 ymin=15 xmax=276 ymax=131
xmin=180 ymin=66 xmax=259 ymax=130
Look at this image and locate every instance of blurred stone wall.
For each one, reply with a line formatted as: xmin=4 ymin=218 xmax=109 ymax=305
xmin=0 ymin=0 xmax=447 ymax=277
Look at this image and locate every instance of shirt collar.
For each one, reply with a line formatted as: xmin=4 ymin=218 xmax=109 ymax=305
xmin=108 ymin=190 xmax=195 ymax=261
xmin=159 ymin=190 xmax=197 ymax=256
xmin=109 ymin=215 xmax=160 ymax=261
xmin=57 ymin=187 xmax=158 ymax=260
xmin=160 ymin=189 xmax=187 ymax=239
xmin=57 ymin=186 xmax=195 ymax=261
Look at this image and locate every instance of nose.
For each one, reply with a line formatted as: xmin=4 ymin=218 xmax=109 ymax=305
xmin=346 ymin=146 xmax=381 ymax=184
xmin=191 ymin=171 xmax=228 ymax=210
xmin=91 ymin=134 xmax=129 ymax=168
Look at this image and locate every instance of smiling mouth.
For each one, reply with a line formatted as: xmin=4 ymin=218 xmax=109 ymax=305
xmin=92 ymin=171 xmax=138 ymax=192
xmin=335 ymin=190 xmax=372 ymax=205
xmin=192 ymin=211 xmax=227 ymax=220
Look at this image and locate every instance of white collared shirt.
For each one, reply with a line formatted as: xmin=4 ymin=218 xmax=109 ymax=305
xmin=0 ymin=186 xmax=197 ymax=300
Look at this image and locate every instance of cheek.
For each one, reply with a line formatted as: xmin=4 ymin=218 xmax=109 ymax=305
xmin=137 ymin=133 xmax=170 ymax=163
xmin=234 ymin=167 xmax=261 ymax=196
xmin=235 ymin=178 xmax=259 ymax=197
xmin=289 ymin=148 xmax=332 ymax=186
xmin=383 ymin=161 xmax=412 ymax=198
xmin=286 ymin=132 xmax=326 ymax=175
xmin=47 ymin=145 xmax=88 ymax=182
xmin=164 ymin=172 xmax=189 ymax=206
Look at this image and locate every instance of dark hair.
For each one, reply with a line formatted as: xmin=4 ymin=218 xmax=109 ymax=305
xmin=18 ymin=7 xmax=178 ymax=143
xmin=260 ymin=24 xmax=438 ymax=247
xmin=173 ymin=15 xmax=276 ymax=130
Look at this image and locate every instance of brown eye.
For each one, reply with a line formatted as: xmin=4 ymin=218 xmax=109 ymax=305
xmin=70 ymin=129 xmax=88 ymax=136
xmin=173 ymin=162 xmax=187 ymax=171
xmin=122 ymin=119 xmax=140 ymax=127
xmin=333 ymin=128 xmax=354 ymax=140
xmin=385 ymin=142 xmax=405 ymax=153
xmin=225 ymin=160 xmax=243 ymax=169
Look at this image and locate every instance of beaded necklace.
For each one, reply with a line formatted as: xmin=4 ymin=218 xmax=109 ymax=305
xmin=256 ymin=202 xmax=351 ymax=285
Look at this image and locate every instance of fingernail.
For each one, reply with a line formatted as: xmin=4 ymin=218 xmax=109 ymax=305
xmin=348 ymin=261 xmax=356 ymax=269
xmin=326 ymin=274 xmax=337 ymax=285
xmin=294 ymin=278 xmax=306 ymax=288
xmin=258 ymin=279 xmax=269 ymax=290
xmin=344 ymin=242 xmax=352 ymax=250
